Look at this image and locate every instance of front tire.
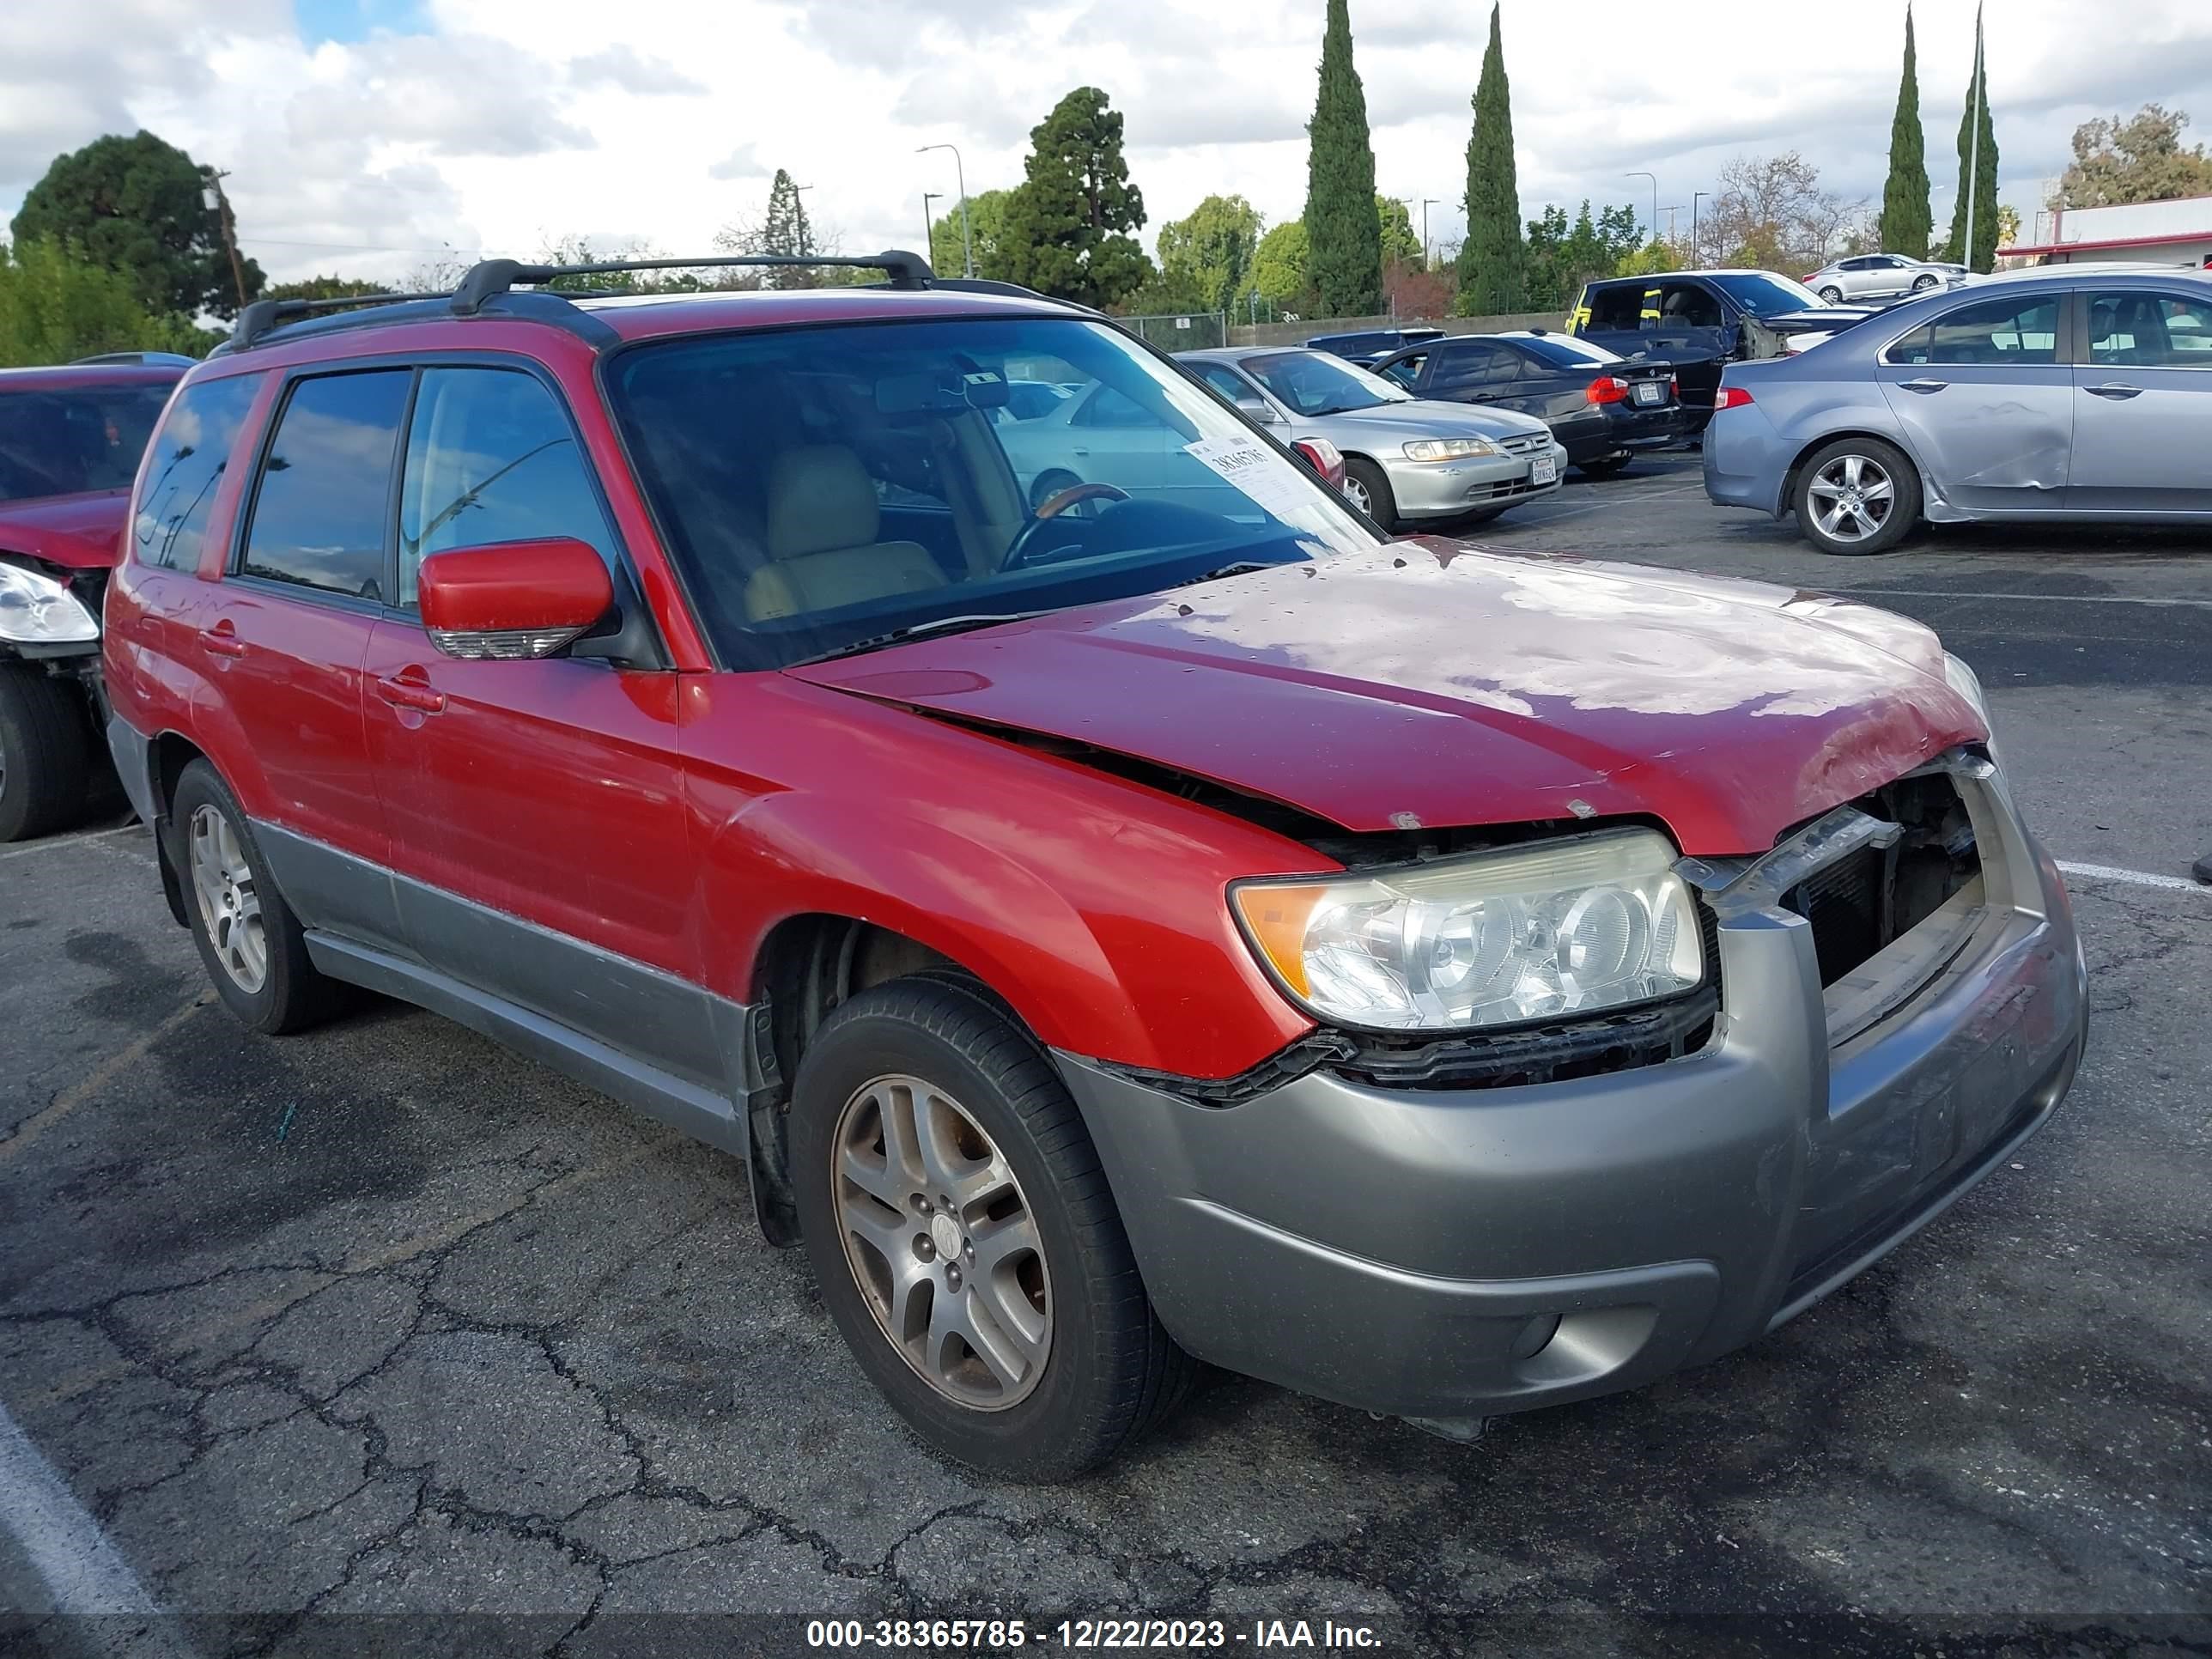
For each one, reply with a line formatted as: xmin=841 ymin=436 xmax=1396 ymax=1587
xmin=1911 ymin=274 xmax=1939 ymax=292
xmin=1793 ymin=436 xmax=1922 ymax=556
xmin=1341 ymin=458 xmax=1398 ymax=530
xmin=0 ymin=665 xmax=93 ymax=842
xmin=169 ymin=759 xmax=337 ymax=1033
xmin=1818 ymin=284 xmax=1844 ymax=303
xmin=789 ymin=975 xmax=1194 ymax=1480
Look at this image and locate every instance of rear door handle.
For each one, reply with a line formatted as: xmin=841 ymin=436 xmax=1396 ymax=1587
xmin=1898 ymin=379 xmax=1948 ymax=394
xmin=2084 ymin=382 xmax=2143 ymax=400
xmin=373 ymin=672 xmax=446 ymax=714
xmin=199 ymin=621 xmax=246 ymax=659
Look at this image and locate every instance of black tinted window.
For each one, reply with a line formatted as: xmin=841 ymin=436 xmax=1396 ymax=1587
xmin=398 ymin=368 xmax=613 ymax=608
xmin=133 ymin=375 xmax=258 ymax=570
xmin=1889 ymin=297 xmax=2060 ymax=366
xmin=240 ymin=371 xmax=410 ymax=601
xmin=1431 ymin=345 xmax=1512 ymax=392
xmin=1583 ymin=285 xmax=1644 ymax=331
xmin=0 ymin=382 xmax=174 ymax=505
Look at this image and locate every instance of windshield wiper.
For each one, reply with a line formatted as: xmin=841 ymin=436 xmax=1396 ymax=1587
xmin=784 ymin=611 xmax=1047 ymax=667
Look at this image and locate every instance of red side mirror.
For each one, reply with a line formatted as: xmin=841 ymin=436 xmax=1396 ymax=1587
xmin=416 ymin=538 xmax=613 ymax=660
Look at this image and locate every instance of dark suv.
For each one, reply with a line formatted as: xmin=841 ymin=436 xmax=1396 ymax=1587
xmin=0 ymin=362 xmax=185 ymax=840
xmin=103 ymin=254 xmax=2085 ymax=1480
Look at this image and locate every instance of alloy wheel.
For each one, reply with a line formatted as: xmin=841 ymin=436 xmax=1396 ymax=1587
xmin=1342 ymin=473 xmax=1373 ymax=515
xmin=188 ymin=804 xmax=267 ymax=993
xmin=830 ymin=1073 xmax=1052 ymax=1410
xmin=1807 ymin=453 xmax=1896 ymax=545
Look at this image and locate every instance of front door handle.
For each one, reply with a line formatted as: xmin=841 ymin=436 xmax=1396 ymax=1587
xmin=1898 ymin=379 xmax=1948 ymax=394
xmin=199 ymin=620 xmax=246 ymax=659
xmin=374 ymin=672 xmax=446 ymax=715
xmin=2084 ymin=382 xmax=2144 ymax=400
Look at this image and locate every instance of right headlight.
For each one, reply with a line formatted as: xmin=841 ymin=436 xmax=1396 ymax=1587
xmin=0 ymin=562 xmax=99 ymax=646
xmin=1231 ymin=828 xmax=1705 ymax=1033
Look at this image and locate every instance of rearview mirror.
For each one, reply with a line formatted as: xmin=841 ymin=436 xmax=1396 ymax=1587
xmin=1236 ymin=396 xmax=1282 ymax=424
xmin=418 ymin=538 xmax=614 ymax=660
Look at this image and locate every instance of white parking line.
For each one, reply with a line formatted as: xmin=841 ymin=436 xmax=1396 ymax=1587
xmin=1510 ymin=483 xmax=1710 ymax=524
xmin=0 ymin=823 xmax=145 ymax=862
xmin=2057 ymin=860 xmax=2212 ymax=894
xmin=1842 ymin=589 xmax=2212 ymax=611
xmin=0 ymin=1398 xmax=195 ymax=1651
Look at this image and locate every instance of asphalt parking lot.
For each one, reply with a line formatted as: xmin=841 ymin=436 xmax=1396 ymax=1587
xmin=3 ymin=457 xmax=2208 ymax=1657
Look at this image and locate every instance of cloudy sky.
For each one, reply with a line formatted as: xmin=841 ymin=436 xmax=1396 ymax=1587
xmin=4 ymin=0 xmax=2211 ymax=287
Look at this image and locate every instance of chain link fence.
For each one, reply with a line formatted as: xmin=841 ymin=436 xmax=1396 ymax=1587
xmin=1118 ymin=311 xmax=1230 ymax=350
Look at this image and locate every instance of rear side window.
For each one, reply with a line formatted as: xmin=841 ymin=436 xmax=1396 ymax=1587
xmin=240 ymin=371 xmax=411 ymax=602
xmin=2086 ymin=291 xmax=2212 ymax=366
xmin=134 ymin=375 xmax=259 ymax=571
xmin=397 ymin=368 xmax=615 ymax=608
xmin=1887 ymin=297 xmax=2061 ymax=367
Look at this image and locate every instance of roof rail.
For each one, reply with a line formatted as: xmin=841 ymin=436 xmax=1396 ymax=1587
xmin=227 ymin=290 xmax=448 ymax=353
xmin=448 ymin=250 xmax=936 ymax=314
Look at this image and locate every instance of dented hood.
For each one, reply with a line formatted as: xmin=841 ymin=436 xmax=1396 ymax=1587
xmin=0 ymin=489 xmax=131 ymax=571
xmin=785 ymin=542 xmax=1984 ymax=856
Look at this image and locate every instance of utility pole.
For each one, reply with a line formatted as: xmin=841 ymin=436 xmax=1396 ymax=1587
xmin=1966 ymin=10 xmax=1987 ymax=268
xmin=793 ymin=184 xmax=815 ymax=258
xmin=922 ymin=191 xmax=942 ymax=264
xmin=917 ymin=144 xmax=974 ymax=276
xmin=1662 ymin=204 xmax=1686 ymax=244
xmin=1692 ymin=191 xmax=1709 ymax=264
xmin=202 ymin=170 xmax=247 ymax=309
xmin=1626 ymin=171 xmax=1658 ymax=241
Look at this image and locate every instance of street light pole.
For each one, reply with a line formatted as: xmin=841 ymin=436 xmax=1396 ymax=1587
xmin=917 ymin=143 xmax=973 ymax=276
xmin=922 ymin=191 xmax=942 ymax=263
xmin=1421 ymin=198 xmax=1439 ymax=266
xmin=1626 ymin=171 xmax=1658 ymax=241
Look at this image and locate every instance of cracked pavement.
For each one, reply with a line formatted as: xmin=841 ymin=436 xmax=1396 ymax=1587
xmin=2 ymin=471 xmax=2208 ymax=1656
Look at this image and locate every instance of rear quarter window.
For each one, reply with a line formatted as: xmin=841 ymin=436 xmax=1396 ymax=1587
xmin=134 ymin=374 xmax=262 ymax=571
xmin=1583 ymin=285 xmax=1645 ymax=332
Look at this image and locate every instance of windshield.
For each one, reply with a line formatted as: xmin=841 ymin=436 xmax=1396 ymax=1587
xmin=0 ymin=383 xmax=172 ymax=505
xmin=608 ymin=317 xmax=1378 ymax=670
xmin=1706 ymin=273 xmax=1829 ymax=316
xmin=1515 ymin=334 xmax=1622 ymax=368
xmin=1240 ymin=350 xmax=1410 ymax=416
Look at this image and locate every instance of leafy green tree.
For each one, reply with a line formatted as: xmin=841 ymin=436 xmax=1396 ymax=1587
xmin=10 ymin=131 xmax=264 ymax=319
xmin=1115 ymin=264 xmax=1208 ymax=319
xmin=2054 ymin=105 xmax=2212 ymax=209
xmin=1157 ymin=194 xmax=1265 ymax=313
xmin=1878 ymin=7 xmax=1932 ymax=257
xmin=1457 ymin=4 xmax=1524 ymax=315
xmin=928 ymin=188 xmax=1014 ymax=280
xmin=1614 ymin=238 xmax=1682 ymax=276
xmin=1523 ymin=200 xmax=1640 ymax=307
xmin=999 ymin=88 xmax=1149 ymax=308
xmin=1941 ymin=12 xmax=1999 ymax=271
xmin=264 ymin=274 xmax=388 ymax=302
xmin=0 ymin=237 xmax=214 ymax=365
xmin=1376 ymin=196 xmax=1421 ymax=267
xmin=1251 ymin=221 xmax=1310 ymax=311
xmin=1303 ymin=0 xmax=1383 ymax=317
xmin=758 ymin=169 xmax=815 ymax=287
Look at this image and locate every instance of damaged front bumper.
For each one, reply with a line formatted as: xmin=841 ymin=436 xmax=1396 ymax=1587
xmin=1052 ymin=757 xmax=2087 ymax=1432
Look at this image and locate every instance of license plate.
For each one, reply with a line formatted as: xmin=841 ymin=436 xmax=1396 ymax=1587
xmin=1530 ymin=457 xmax=1558 ymax=486
xmin=1632 ymin=381 xmax=1665 ymax=406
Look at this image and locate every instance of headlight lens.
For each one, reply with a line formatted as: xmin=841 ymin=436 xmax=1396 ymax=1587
xmin=1402 ymin=436 xmax=1499 ymax=462
xmin=0 ymin=562 xmax=99 ymax=645
xmin=1231 ymin=829 xmax=1705 ymax=1032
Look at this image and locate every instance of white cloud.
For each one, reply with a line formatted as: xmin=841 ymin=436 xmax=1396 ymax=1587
xmin=4 ymin=0 xmax=2209 ymax=288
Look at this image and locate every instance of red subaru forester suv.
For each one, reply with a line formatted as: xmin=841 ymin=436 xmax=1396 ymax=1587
xmin=104 ymin=255 xmax=2087 ymax=1480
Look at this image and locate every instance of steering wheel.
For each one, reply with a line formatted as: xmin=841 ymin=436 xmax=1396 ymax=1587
xmin=1001 ymin=481 xmax=1132 ymax=569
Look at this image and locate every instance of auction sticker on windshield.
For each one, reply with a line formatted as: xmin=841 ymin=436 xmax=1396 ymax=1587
xmin=1182 ymin=435 xmax=1316 ymax=518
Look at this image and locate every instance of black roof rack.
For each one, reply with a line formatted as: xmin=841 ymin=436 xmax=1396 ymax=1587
xmin=216 ymin=250 xmax=1082 ymax=356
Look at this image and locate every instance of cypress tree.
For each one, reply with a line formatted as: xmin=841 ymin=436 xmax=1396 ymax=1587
xmin=1456 ymin=4 xmax=1524 ymax=316
xmin=998 ymin=88 xmax=1149 ymax=308
xmin=1303 ymin=0 xmax=1383 ymax=318
xmin=1877 ymin=7 xmax=1932 ymax=257
xmin=1942 ymin=7 xmax=2000 ymax=270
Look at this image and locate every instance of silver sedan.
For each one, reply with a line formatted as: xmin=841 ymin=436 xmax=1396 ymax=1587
xmin=1802 ymin=252 xmax=1968 ymax=304
xmin=1176 ymin=347 xmax=1565 ymax=530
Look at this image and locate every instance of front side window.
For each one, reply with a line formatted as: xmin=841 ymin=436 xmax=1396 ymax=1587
xmin=608 ymin=316 xmax=1376 ymax=670
xmin=240 ymin=370 xmax=411 ymax=601
xmin=1888 ymin=297 xmax=2062 ymax=367
xmin=397 ymin=368 xmax=616 ymax=607
xmin=0 ymin=381 xmax=175 ymax=506
xmin=1240 ymin=350 xmax=1407 ymax=415
xmin=133 ymin=374 xmax=260 ymax=570
xmin=1190 ymin=363 xmax=1259 ymax=404
xmin=1652 ymin=283 xmax=1723 ymax=329
xmin=2086 ymin=291 xmax=2212 ymax=366
xmin=1378 ymin=352 xmax=1426 ymax=388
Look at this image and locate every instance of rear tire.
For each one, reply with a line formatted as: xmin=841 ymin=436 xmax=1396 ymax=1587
xmin=1341 ymin=458 xmax=1397 ymax=530
xmin=0 ymin=665 xmax=93 ymax=843
xmin=168 ymin=759 xmax=337 ymax=1034
xmin=1793 ymin=435 xmax=1922 ymax=556
xmin=1574 ymin=455 xmax=1632 ymax=480
xmin=1818 ymin=284 xmax=1844 ymax=303
xmin=789 ymin=975 xmax=1195 ymax=1480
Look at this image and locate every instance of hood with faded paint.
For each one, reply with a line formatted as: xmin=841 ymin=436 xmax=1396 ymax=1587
xmin=0 ymin=489 xmax=131 ymax=571
xmin=786 ymin=542 xmax=1984 ymax=856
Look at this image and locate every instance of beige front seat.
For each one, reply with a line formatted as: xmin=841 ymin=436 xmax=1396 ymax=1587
xmin=743 ymin=445 xmax=950 ymax=622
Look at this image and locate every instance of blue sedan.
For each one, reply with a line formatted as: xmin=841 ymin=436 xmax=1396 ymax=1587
xmin=1704 ymin=265 xmax=2212 ymax=553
